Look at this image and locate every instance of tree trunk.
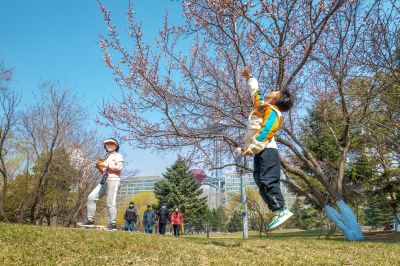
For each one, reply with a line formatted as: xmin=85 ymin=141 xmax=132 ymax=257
xmin=38 ymin=210 xmax=44 ymax=226
xmin=395 ymin=213 xmax=400 ymax=233
xmin=0 ymin=170 xmax=9 ymax=222
xmin=30 ymin=205 xmax=37 ymax=224
xmin=0 ymin=195 xmax=9 ymax=222
xmin=324 ymin=200 xmax=364 ymax=241
xmin=46 ymin=207 xmax=52 ymax=226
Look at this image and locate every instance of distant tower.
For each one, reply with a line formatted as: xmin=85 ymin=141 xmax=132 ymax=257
xmin=213 ymin=139 xmax=222 ymax=179
xmin=213 ymin=138 xmax=226 ymax=193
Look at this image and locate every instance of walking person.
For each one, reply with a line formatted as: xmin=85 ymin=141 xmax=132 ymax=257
xmin=158 ymin=203 xmax=169 ymax=235
xmin=171 ymin=208 xmax=183 ymax=237
xmin=124 ymin=202 xmax=138 ymax=232
xmin=143 ymin=205 xmax=155 ymax=233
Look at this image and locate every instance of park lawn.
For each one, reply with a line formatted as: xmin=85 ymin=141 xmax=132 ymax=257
xmin=0 ymin=223 xmax=399 ymax=265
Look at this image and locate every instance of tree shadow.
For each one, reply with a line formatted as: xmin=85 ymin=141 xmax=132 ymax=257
xmin=184 ymin=230 xmax=399 ymax=244
xmin=363 ymin=231 xmax=400 ymax=244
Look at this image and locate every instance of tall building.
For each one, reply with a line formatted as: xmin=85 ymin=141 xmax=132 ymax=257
xmin=200 ymin=183 xmax=224 ymax=209
xmin=220 ymin=168 xmax=296 ymax=209
xmin=204 ymin=176 xmax=225 ymax=190
xmin=198 ymin=167 xmax=256 ymax=208
xmin=118 ymin=176 xmax=163 ymax=206
xmin=224 ymin=172 xmax=257 ymax=193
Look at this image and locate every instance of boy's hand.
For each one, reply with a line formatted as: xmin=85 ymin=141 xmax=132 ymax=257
xmin=242 ymin=67 xmax=251 ymax=81
xmin=243 ymin=148 xmax=253 ymax=156
xmin=264 ymin=91 xmax=280 ymax=105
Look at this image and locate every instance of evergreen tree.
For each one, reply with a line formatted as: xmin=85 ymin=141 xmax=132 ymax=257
xmin=227 ymin=211 xmax=242 ymax=232
xmin=154 ymin=159 xmax=207 ymax=227
xmin=212 ymin=206 xmax=227 ymax=232
xmin=363 ymin=204 xmax=393 ymax=229
xmin=188 ymin=206 xmax=227 ymax=233
xmin=287 ymin=198 xmax=325 ymax=230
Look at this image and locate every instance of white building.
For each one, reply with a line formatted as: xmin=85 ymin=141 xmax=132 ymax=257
xmin=118 ymin=176 xmax=163 ymax=206
xmin=200 ymin=184 xmax=224 ymax=209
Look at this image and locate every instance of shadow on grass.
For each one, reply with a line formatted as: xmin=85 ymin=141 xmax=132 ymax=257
xmin=183 ymin=229 xmax=348 ymax=242
xmin=363 ymin=231 xmax=400 ymax=243
xmin=208 ymin=240 xmax=242 ymax=248
xmin=186 ymin=230 xmax=328 ymax=239
xmin=185 ymin=230 xmax=399 ymax=244
xmin=266 ymin=229 xmax=331 ymax=238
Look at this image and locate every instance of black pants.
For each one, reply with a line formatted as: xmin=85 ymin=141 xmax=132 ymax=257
xmin=159 ymin=222 xmax=167 ymax=234
xmin=173 ymin=224 xmax=181 ymax=236
xmin=253 ymin=148 xmax=284 ymax=212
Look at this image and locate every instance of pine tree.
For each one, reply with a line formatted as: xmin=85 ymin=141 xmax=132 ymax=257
xmin=154 ymin=159 xmax=207 ymax=226
xmin=363 ymin=204 xmax=393 ymax=229
xmin=288 ymin=198 xmax=325 ymax=230
xmin=212 ymin=206 xmax=227 ymax=232
xmin=227 ymin=211 xmax=243 ymax=232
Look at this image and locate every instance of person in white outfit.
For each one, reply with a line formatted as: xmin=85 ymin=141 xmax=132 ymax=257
xmin=83 ymin=138 xmax=124 ymax=230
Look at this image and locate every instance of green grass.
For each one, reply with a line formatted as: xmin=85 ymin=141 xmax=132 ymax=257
xmin=0 ymin=223 xmax=399 ymax=265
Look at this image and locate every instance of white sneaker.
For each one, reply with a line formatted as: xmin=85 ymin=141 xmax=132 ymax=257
xmin=267 ymin=208 xmax=293 ymax=230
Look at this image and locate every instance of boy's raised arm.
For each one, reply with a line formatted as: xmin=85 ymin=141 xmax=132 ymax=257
xmin=242 ymin=67 xmax=263 ymax=108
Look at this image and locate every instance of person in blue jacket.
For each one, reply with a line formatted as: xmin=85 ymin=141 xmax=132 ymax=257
xmin=143 ymin=205 xmax=155 ymax=233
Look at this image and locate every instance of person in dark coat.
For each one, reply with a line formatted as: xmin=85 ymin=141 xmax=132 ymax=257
xmin=143 ymin=205 xmax=155 ymax=233
xmin=158 ymin=203 xmax=169 ymax=235
xmin=124 ymin=202 xmax=138 ymax=231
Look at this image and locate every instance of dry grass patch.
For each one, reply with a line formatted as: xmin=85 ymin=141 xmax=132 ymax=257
xmin=0 ymin=223 xmax=398 ymax=265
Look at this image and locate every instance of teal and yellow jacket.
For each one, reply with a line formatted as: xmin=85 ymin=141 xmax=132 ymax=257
xmin=244 ymin=77 xmax=282 ymax=155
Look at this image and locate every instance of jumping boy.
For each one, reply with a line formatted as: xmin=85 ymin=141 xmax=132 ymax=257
xmin=82 ymin=138 xmax=124 ymax=230
xmin=238 ymin=67 xmax=294 ymax=230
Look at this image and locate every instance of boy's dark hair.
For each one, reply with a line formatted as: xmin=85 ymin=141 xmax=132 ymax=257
xmin=275 ymin=91 xmax=294 ymax=112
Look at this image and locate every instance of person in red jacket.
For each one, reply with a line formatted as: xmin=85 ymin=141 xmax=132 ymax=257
xmin=171 ymin=208 xmax=183 ymax=236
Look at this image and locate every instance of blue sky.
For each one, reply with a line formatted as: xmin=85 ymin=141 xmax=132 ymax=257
xmin=0 ymin=0 xmax=184 ymax=176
